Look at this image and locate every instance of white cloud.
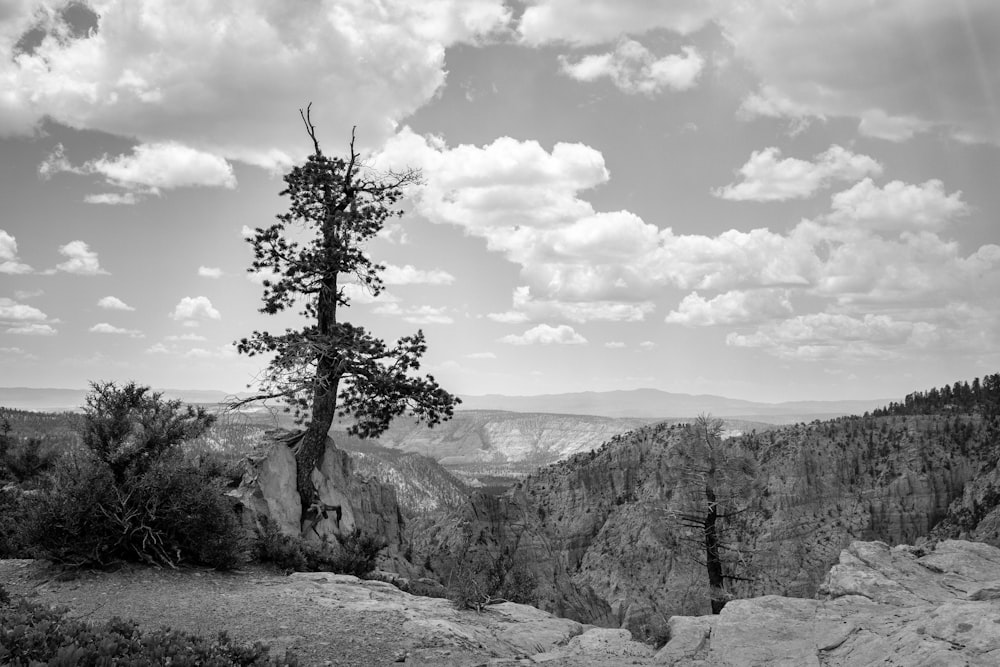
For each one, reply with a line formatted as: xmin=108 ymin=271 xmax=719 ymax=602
xmin=559 ymin=40 xmax=704 ymax=94
xmin=146 ymin=343 xmax=170 ymax=354
xmin=714 ymin=145 xmax=882 ymax=202
xmin=638 ymin=340 xmax=656 ymax=349
xmin=1 ymin=0 xmax=512 ymax=166
xmin=183 ymin=344 xmax=238 ymax=360
xmin=382 ymin=263 xmax=454 ymax=285
xmin=170 ymin=296 xmax=221 ymax=322
xmin=0 ymin=297 xmax=46 ymax=321
xmin=726 ymin=313 xmax=938 ymax=361
xmin=240 ymin=225 xmax=255 ymax=238
xmin=604 ymin=341 xmax=626 ymax=349
xmin=721 ymin=1 xmax=1000 ymax=145
xmin=342 ymin=282 xmax=397 ymax=305
xmin=518 ymin=0 xmax=716 ymax=45
xmin=490 ymin=285 xmax=654 ymax=324
xmin=165 ymin=333 xmax=206 ymax=341
xmin=97 ymin=295 xmax=134 ymax=311
xmin=376 ymin=223 xmax=408 ymax=244
xmin=53 ymin=240 xmax=108 ymax=275
xmin=0 ymin=230 xmax=33 ymax=274
xmin=372 ymin=302 xmax=453 ymax=324
xmin=246 ymin=267 xmax=281 ymax=286
xmin=45 ymin=142 xmax=237 ymax=203
xmin=829 ymin=179 xmax=969 ymax=231
xmin=6 ymin=323 xmax=56 ymax=336
xmin=666 ymin=289 xmax=793 ymax=326
xmin=90 ymin=322 xmax=144 ymax=337
xmin=466 ymin=351 xmax=496 ymax=359
xmin=198 ymin=266 xmax=223 ymax=278
xmin=84 ymin=192 xmax=139 ymax=205
xmin=500 ymin=323 xmax=587 ymax=345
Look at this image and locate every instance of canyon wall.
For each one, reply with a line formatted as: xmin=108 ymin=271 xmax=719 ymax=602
xmin=419 ymin=413 xmax=1000 ymax=641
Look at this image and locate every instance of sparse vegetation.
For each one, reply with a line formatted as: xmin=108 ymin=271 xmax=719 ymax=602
xmin=255 ymin=516 xmax=387 ymax=577
xmin=0 ymin=584 xmax=296 ymax=666
xmin=449 ymin=542 xmax=537 ymax=612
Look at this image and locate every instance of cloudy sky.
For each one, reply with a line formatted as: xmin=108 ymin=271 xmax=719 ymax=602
xmin=1 ymin=0 xmax=998 ymax=403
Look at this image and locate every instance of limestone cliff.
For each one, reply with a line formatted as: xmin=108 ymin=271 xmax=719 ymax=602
xmin=421 ymin=413 xmax=1000 ymax=640
xmin=229 ymin=429 xmax=405 ymax=551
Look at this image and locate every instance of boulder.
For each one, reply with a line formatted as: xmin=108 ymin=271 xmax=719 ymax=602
xmin=229 ymin=429 xmax=405 ymax=551
xmin=656 ymin=539 xmax=1000 ymax=665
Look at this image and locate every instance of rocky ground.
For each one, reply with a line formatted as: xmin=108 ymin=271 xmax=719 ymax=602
xmin=4 ymin=539 xmax=1000 ymax=665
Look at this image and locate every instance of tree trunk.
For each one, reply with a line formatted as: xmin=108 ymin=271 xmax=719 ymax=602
xmin=704 ymin=483 xmax=727 ymax=614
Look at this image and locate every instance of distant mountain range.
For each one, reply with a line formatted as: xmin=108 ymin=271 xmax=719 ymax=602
xmin=0 ymin=386 xmax=891 ymax=422
xmin=456 ymin=388 xmax=892 ymax=421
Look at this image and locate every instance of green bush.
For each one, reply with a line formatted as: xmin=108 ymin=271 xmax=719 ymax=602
xmin=24 ymin=452 xmax=247 ymax=569
xmin=0 ymin=486 xmax=29 ymax=558
xmin=255 ymin=518 xmax=386 ymax=577
xmin=0 ymin=435 xmax=62 ymax=485
xmin=19 ymin=381 xmax=246 ymax=569
xmin=0 ymin=584 xmax=297 ymax=666
xmin=449 ymin=546 xmax=537 ymax=612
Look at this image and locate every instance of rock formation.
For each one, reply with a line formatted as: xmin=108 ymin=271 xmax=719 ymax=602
xmin=229 ymin=429 xmax=405 ymax=551
xmin=421 ymin=414 xmax=999 ymax=640
xmin=658 ymin=539 xmax=1000 ymax=665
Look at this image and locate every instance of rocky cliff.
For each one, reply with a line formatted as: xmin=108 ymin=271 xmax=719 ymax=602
xmin=373 ymin=410 xmax=771 ymax=472
xmin=342 ymin=442 xmax=470 ymax=516
xmin=420 ymin=413 xmax=1000 ymax=641
xmin=657 ymin=539 xmax=1000 ymax=665
xmin=229 ymin=429 xmax=406 ymax=552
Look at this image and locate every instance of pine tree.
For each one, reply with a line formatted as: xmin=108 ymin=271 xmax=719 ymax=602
xmin=235 ymin=106 xmax=460 ymax=524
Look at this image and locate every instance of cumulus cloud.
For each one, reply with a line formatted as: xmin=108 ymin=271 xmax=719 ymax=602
xmin=559 ymin=40 xmax=704 ymax=94
xmin=500 ymin=323 xmax=587 ymax=345
xmin=665 ymin=289 xmax=793 ymax=326
xmin=1 ymin=0 xmax=512 ymax=167
xmin=604 ymin=341 xmax=626 ymax=348
xmin=183 ymin=344 xmax=238 ymax=360
xmin=42 ymin=142 xmax=237 ymax=203
xmin=170 ymin=296 xmax=221 ymax=322
xmin=53 ymin=240 xmax=107 ymax=275
xmin=382 ymin=263 xmax=454 ymax=285
xmin=828 ymin=179 xmax=969 ymax=231
xmin=97 ymin=295 xmax=134 ymax=311
xmin=0 ymin=297 xmax=47 ymax=322
xmin=90 ymin=322 xmax=143 ymax=337
xmin=0 ymin=230 xmax=33 ymax=274
xmin=518 ymin=0 xmax=716 ymax=45
xmin=198 ymin=266 xmax=223 ymax=278
xmin=721 ymin=1 xmax=1000 ymax=145
xmin=714 ymin=145 xmax=882 ymax=202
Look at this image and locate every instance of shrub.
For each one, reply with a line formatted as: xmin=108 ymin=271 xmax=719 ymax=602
xmin=0 ymin=435 xmax=62 ymax=485
xmin=255 ymin=518 xmax=386 ymax=576
xmin=449 ymin=546 xmax=537 ymax=612
xmin=24 ymin=452 xmax=247 ymax=569
xmin=0 ymin=486 xmax=29 ymax=558
xmin=0 ymin=586 xmax=297 ymax=666
xmin=21 ymin=382 xmax=246 ymax=569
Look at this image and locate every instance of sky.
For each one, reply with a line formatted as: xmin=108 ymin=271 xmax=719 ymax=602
xmin=1 ymin=0 xmax=998 ymax=404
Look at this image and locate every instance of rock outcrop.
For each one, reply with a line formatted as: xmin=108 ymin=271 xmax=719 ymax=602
xmin=229 ymin=429 xmax=405 ymax=551
xmin=658 ymin=539 xmax=1000 ymax=665
xmin=422 ymin=414 xmax=998 ymax=640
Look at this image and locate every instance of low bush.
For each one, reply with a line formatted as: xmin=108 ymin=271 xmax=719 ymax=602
xmin=449 ymin=546 xmax=537 ymax=612
xmin=0 ymin=435 xmax=62 ymax=485
xmin=0 ymin=583 xmax=297 ymax=666
xmin=24 ymin=452 xmax=247 ymax=569
xmin=0 ymin=485 xmax=29 ymax=558
xmin=255 ymin=518 xmax=386 ymax=577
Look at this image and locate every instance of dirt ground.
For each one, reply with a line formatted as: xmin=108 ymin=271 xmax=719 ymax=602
xmin=0 ymin=559 xmax=415 ymax=666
